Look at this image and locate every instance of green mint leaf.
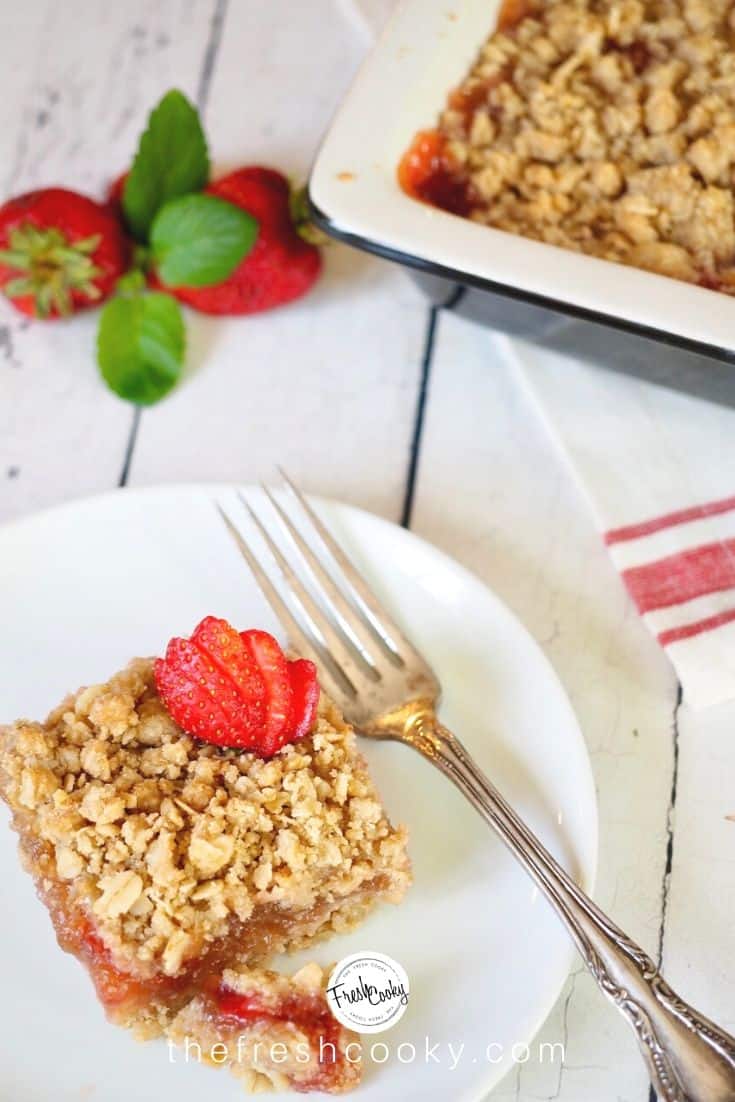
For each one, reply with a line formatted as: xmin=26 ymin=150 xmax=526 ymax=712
xmin=97 ymin=292 xmax=185 ymax=405
xmin=122 ymin=89 xmax=209 ymax=241
xmin=150 ymin=193 xmax=258 ymax=287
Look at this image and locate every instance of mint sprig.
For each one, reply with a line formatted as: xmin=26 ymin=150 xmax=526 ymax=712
xmin=97 ymin=290 xmax=185 ymax=405
xmin=96 ymin=88 xmax=263 ymax=405
xmin=122 ymin=90 xmax=209 ymax=241
xmin=151 ymin=193 xmax=257 ymax=287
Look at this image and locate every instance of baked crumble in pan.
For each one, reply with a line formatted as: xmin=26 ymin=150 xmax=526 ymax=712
xmin=400 ymin=0 xmax=735 ymax=293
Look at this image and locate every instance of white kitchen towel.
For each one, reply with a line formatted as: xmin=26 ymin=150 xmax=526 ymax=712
xmin=505 ymin=337 xmax=735 ymax=709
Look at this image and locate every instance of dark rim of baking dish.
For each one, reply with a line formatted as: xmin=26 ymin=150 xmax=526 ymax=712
xmin=308 ymin=190 xmax=735 ymax=367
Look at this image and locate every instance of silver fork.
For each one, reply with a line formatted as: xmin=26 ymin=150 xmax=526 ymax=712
xmin=218 ymin=475 xmax=735 ymax=1102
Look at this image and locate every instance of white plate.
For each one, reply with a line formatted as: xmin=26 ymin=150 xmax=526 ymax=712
xmin=0 ymin=484 xmax=597 ymax=1102
xmin=309 ymin=0 xmax=734 ymax=357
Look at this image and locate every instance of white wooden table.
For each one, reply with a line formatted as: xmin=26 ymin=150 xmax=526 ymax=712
xmin=1 ymin=3 xmax=733 ymax=1099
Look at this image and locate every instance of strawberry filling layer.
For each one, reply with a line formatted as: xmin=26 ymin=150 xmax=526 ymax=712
xmin=398 ymin=130 xmax=474 ymax=217
xmin=44 ymin=901 xmax=197 ymax=1013
xmin=66 ymin=918 xmax=353 ymax=1091
xmin=398 ymin=0 xmax=536 ymax=216
xmin=38 ymin=861 xmax=379 ymax=1023
xmin=215 ymin=985 xmax=348 ymax=1092
xmin=60 ymin=903 xmax=317 ymax=1016
xmin=77 ymin=920 xmax=193 ymax=1010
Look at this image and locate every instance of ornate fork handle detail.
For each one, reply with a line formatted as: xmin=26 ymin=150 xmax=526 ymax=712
xmin=370 ymin=699 xmax=735 ymax=1102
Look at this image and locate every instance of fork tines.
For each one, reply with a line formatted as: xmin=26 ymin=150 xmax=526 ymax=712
xmin=216 ymin=473 xmax=421 ymax=706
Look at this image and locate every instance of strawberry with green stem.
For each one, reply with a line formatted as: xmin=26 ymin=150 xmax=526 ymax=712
xmin=0 ymin=188 xmax=128 ymax=318
xmin=98 ymin=90 xmax=262 ymax=403
xmin=1 ymin=85 xmax=325 ymax=405
xmin=153 ymin=167 xmax=323 ymax=316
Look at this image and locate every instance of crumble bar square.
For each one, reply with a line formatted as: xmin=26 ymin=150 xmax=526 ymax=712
xmin=0 ymin=658 xmax=410 ymax=1037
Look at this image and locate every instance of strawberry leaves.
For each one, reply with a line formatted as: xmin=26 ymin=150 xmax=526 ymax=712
xmin=122 ymin=90 xmax=209 ymax=241
xmin=151 ymin=194 xmax=257 ymax=287
xmin=97 ymin=89 xmax=259 ymax=405
xmin=97 ymin=289 xmax=185 ymax=405
xmin=2 ymin=85 xmax=320 ymax=407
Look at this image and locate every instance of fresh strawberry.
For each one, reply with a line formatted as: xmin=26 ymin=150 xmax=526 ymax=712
xmin=154 ymin=637 xmax=235 ymax=745
xmin=154 ymin=617 xmax=320 ymax=755
xmin=287 ymin=658 xmax=321 ymax=742
xmin=241 ymin=629 xmax=294 ymax=755
xmin=193 ymin=616 xmax=267 ymax=734
xmin=157 ymin=167 xmax=322 ymax=315
xmin=155 ymin=617 xmax=265 ymax=749
xmin=0 ymin=188 xmax=128 ymax=318
xmin=105 ymin=172 xmax=128 ymax=220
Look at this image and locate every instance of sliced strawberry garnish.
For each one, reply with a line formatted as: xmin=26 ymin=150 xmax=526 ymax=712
xmin=155 ymin=618 xmax=321 ymax=756
xmin=288 ymin=658 xmax=320 ymax=741
xmin=154 ymin=619 xmax=266 ymax=750
xmin=154 ymin=639 xmax=234 ymax=746
xmin=241 ymin=629 xmax=293 ymax=756
xmin=193 ymin=616 xmax=266 ymax=733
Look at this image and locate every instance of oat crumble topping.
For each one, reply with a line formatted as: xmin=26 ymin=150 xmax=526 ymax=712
xmin=0 ymin=659 xmax=409 ymax=977
xmin=408 ymin=0 xmax=735 ymax=290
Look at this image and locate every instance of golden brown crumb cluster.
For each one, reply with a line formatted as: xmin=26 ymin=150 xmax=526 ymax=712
xmin=434 ymin=0 xmax=735 ymax=289
xmin=216 ymin=959 xmax=330 ymax=1008
xmin=0 ymin=660 xmax=409 ymax=976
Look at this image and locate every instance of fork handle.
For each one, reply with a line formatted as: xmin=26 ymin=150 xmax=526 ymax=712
xmin=395 ymin=704 xmax=735 ymax=1102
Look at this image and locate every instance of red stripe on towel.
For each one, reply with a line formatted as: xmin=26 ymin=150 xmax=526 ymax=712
xmin=605 ymin=494 xmax=735 ymax=545
xmin=659 ymin=607 xmax=735 ymax=646
xmin=623 ymin=539 xmax=735 ymax=613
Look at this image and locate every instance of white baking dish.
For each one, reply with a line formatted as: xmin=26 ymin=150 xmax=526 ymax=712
xmin=309 ymin=0 xmax=735 ymax=362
